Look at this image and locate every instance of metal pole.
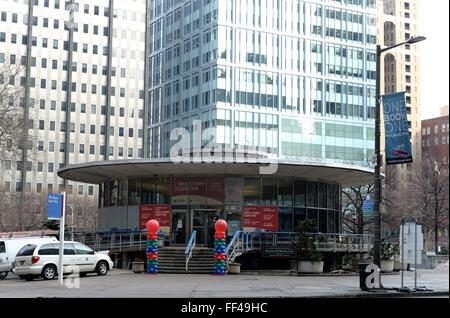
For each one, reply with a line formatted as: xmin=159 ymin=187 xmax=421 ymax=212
xmin=414 ymin=221 xmax=417 ymax=289
xmin=58 ymin=191 xmax=66 ymax=286
xmin=401 ymin=220 xmax=404 ymax=288
xmin=373 ymin=44 xmax=382 ymax=269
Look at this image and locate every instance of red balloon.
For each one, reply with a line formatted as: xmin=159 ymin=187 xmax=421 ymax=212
xmin=146 ymin=219 xmax=160 ymax=233
xmin=215 ymin=219 xmax=227 ymax=232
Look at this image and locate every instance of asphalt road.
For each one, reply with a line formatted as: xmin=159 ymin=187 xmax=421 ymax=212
xmin=0 ymin=268 xmax=448 ymax=298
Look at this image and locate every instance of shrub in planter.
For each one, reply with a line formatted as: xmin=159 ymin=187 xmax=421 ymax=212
xmin=380 ymin=240 xmax=395 ymax=272
xmin=295 ymin=220 xmax=324 ymax=273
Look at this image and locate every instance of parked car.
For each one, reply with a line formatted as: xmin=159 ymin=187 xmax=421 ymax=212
xmin=0 ymin=236 xmax=58 ymax=279
xmin=12 ymin=241 xmax=114 ymax=281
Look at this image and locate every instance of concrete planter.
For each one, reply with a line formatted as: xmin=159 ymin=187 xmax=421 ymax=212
xmin=381 ymin=260 xmax=394 ymax=272
xmin=228 ymin=263 xmax=241 ymax=274
xmin=298 ymin=261 xmax=324 ymax=273
xmin=394 ymin=260 xmax=408 ymax=271
xmin=132 ymin=262 xmax=144 ymax=273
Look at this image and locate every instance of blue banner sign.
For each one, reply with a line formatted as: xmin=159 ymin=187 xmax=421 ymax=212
xmin=47 ymin=193 xmax=63 ymax=220
xmin=382 ymin=92 xmax=413 ymax=165
xmin=363 ymin=200 xmax=373 ymax=216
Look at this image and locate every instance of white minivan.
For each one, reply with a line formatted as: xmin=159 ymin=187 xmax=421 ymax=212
xmin=13 ymin=241 xmax=114 ymax=280
xmin=0 ymin=236 xmax=58 ymax=279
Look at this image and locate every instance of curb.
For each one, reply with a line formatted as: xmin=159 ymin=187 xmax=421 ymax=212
xmin=308 ymin=291 xmax=449 ymax=298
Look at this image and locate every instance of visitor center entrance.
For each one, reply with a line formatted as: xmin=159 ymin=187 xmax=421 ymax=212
xmin=171 ymin=208 xmax=223 ymax=247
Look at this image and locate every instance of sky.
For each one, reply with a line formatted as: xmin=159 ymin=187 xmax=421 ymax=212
xmin=418 ymin=0 xmax=450 ymax=119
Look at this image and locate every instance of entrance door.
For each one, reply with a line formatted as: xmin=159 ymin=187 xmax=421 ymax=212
xmin=192 ymin=210 xmax=218 ymax=246
xmin=171 ymin=210 xmax=187 ymax=245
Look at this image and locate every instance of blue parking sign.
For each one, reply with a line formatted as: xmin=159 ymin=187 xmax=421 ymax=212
xmin=47 ymin=193 xmax=63 ymax=220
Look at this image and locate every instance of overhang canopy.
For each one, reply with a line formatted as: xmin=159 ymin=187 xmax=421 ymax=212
xmin=58 ymin=159 xmax=375 ymax=187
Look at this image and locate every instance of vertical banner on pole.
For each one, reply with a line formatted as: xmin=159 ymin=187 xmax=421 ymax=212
xmin=382 ymin=92 xmax=413 ymax=165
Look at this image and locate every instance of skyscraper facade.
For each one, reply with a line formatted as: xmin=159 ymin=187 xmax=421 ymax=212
xmin=0 ymin=0 xmax=146 ymax=229
xmin=380 ymin=0 xmax=421 ymax=183
xmin=146 ymin=0 xmax=377 ymax=167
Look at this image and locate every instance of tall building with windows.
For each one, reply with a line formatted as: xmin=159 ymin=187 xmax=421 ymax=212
xmin=0 ymin=0 xmax=146 ymax=229
xmin=146 ymin=0 xmax=377 ymax=165
xmin=379 ymin=0 xmax=422 ymax=182
xmin=57 ymin=0 xmax=378 ymax=240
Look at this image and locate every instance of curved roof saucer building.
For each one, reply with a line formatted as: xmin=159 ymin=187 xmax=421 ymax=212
xmin=59 ymin=0 xmax=377 ymax=247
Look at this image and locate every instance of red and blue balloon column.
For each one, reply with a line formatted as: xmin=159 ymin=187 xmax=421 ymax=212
xmin=213 ymin=219 xmax=227 ymax=275
xmin=146 ymin=219 xmax=159 ymax=274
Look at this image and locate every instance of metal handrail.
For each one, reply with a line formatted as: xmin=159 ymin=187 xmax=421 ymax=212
xmin=72 ymin=230 xmax=372 ymax=254
xmin=185 ymin=230 xmax=197 ymax=272
xmin=225 ymin=231 xmax=252 ymax=270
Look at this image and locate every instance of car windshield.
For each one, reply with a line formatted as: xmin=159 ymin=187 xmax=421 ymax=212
xmin=17 ymin=244 xmax=37 ymax=256
xmin=74 ymin=243 xmax=94 ymax=255
xmin=0 ymin=242 xmax=5 ymax=254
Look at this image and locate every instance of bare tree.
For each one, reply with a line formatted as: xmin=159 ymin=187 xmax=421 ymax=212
xmin=0 ymin=189 xmax=46 ymax=232
xmin=67 ymin=194 xmax=98 ymax=232
xmin=0 ymin=60 xmax=28 ymax=159
xmin=380 ymin=166 xmax=408 ymax=239
xmin=408 ymin=158 xmax=449 ymax=252
xmin=342 ymin=185 xmax=374 ymax=234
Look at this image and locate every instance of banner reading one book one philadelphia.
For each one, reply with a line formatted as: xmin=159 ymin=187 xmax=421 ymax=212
xmin=382 ymin=92 xmax=413 ymax=165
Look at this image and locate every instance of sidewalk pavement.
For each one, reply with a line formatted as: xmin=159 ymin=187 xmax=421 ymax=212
xmin=0 ymin=268 xmax=448 ymax=298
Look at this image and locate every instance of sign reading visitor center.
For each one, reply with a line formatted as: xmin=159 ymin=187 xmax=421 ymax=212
xmin=382 ymin=92 xmax=413 ymax=165
xmin=243 ymin=206 xmax=278 ymax=232
xmin=47 ymin=193 xmax=63 ymax=220
xmin=139 ymin=205 xmax=171 ymax=230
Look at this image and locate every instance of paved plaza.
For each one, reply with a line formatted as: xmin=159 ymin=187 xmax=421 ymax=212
xmin=0 ymin=268 xmax=448 ymax=298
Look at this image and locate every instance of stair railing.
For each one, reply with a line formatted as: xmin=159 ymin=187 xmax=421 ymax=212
xmin=225 ymin=231 xmax=251 ymax=270
xmin=184 ymin=230 xmax=197 ymax=272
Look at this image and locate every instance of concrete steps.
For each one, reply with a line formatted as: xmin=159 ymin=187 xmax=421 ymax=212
xmin=157 ymin=248 xmax=215 ymax=274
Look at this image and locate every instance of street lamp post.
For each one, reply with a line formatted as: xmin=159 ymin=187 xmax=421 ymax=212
xmin=373 ymin=36 xmax=426 ymax=268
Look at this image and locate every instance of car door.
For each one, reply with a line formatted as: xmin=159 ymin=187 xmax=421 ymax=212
xmin=63 ymin=243 xmax=78 ymax=274
xmin=74 ymin=243 xmax=96 ymax=272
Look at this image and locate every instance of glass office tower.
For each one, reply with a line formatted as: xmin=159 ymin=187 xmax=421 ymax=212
xmin=147 ymin=0 xmax=377 ymax=168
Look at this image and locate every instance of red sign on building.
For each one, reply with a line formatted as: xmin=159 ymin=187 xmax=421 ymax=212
xmin=243 ymin=206 xmax=261 ymax=228
xmin=243 ymin=206 xmax=278 ymax=232
xmin=154 ymin=205 xmax=171 ymax=227
xmin=139 ymin=205 xmax=171 ymax=229
xmin=260 ymin=206 xmax=278 ymax=232
xmin=206 ymin=177 xmax=224 ymax=203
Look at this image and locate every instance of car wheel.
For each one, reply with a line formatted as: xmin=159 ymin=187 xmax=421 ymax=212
xmin=41 ymin=264 xmax=57 ymax=280
xmin=0 ymin=272 xmax=8 ymax=279
xmin=23 ymin=275 xmax=35 ymax=281
xmin=96 ymin=261 xmax=108 ymax=276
